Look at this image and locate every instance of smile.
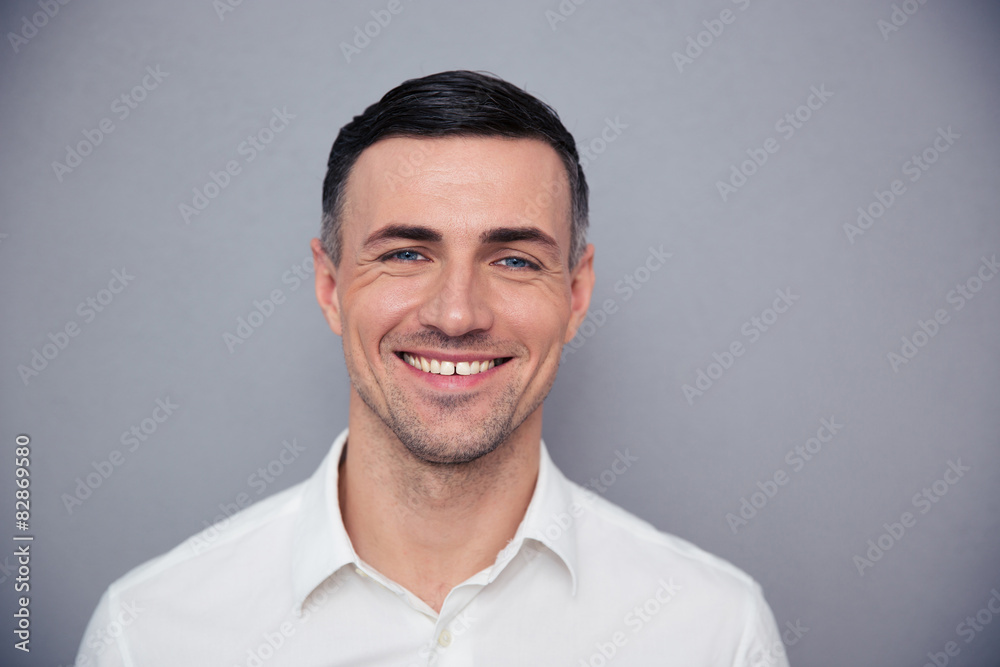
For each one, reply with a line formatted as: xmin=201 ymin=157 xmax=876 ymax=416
xmin=398 ymin=352 xmax=510 ymax=376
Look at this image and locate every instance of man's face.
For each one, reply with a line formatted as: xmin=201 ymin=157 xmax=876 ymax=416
xmin=312 ymin=136 xmax=594 ymax=464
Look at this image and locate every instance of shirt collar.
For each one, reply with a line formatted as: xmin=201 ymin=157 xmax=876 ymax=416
xmin=290 ymin=428 xmax=356 ymax=612
xmin=290 ymin=429 xmax=580 ymax=610
xmin=498 ymin=439 xmax=580 ymax=595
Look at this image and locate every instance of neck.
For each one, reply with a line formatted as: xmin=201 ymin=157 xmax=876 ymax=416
xmin=339 ymin=395 xmax=541 ymax=613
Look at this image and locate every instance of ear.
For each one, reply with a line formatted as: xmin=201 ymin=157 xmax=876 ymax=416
xmin=564 ymin=243 xmax=596 ymax=344
xmin=311 ymin=238 xmax=343 ymax=336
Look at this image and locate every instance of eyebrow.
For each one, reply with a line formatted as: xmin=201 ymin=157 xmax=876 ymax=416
xmin=362 ymin=224 xmax=443 ymax=250
xmin=479 ymin=227 xmax=560 ymax=256
xmin=362 ymin=223 xmax=561 ymax=260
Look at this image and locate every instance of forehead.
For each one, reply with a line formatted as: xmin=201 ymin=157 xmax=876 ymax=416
xmin=341 ymin=135 xmax=572 ymax=243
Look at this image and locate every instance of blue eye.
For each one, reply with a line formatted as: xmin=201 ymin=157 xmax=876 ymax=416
xmin=496 ymin=257 xmax=539 ymax=270
xmin=386 ymin=249 xmax=426 ymax=262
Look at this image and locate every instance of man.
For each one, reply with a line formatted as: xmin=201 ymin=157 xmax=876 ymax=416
xmin=77 ymin=71 xmax=789 ymax=666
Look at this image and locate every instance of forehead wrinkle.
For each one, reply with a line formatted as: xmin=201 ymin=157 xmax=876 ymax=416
xmin=343 ymin=136 xmax=572 ymax=251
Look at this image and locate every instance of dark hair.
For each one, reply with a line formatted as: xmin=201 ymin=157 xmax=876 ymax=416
xmin=320 ymin=70 xmax=589 ymax=268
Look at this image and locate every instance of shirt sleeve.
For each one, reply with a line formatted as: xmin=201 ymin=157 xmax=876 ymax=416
xmin=74 ymin=588 xmax=128 ymax=667
xmin=733 ymin=583 xmax=790 ymax=667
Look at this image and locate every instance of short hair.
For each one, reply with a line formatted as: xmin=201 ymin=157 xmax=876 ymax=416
xmin=320 ymin=70 xmax=589 ymax=269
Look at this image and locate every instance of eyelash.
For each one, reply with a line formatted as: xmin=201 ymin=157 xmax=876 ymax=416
xmin=380 ymin=250 xmax=540 ymax=271
xmin=494 ymin=256 xmax=540 ymax=270
xmin=383 ymin=249 xmax=427 ymax=262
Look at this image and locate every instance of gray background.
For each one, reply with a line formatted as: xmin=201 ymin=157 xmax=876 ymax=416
xmin=2 ymin=0 xmax=999 ymax=665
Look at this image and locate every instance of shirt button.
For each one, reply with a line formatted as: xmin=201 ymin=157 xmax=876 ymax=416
xmin=354 ymin=567 xmax=367 ymax=578
xmin=437 ymin=629 xmax=453 ymax=647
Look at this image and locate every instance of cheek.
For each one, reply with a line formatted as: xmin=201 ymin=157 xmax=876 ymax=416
xmin=343 ymin=282 xmax=416 ymax=351
xmin=497 ymin=294 xmax=570 ymax=348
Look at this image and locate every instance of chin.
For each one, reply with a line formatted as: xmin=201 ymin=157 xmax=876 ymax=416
xmin=393 ymin=420 xmax=513 ymax=466
xmin=352 ymin=360 xmax=541 ymax=465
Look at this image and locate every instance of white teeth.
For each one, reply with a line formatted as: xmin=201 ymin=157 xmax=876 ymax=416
xmin=401 ymin=353 xmax=502 ymax=376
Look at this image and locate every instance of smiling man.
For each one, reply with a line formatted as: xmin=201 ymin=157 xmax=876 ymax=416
xmin=77 ymin=71 xmax=789 ymax=667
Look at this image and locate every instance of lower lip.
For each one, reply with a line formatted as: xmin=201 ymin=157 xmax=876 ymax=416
xmin=397 ymin=356 xmax=502 ymax=390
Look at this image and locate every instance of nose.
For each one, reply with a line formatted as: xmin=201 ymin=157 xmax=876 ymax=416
xmin=417 ymin=260 xmax=494 ymax=338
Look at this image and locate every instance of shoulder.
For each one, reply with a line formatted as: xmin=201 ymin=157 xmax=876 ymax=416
xmin=110 ymin=480 xmax=304 ymax=604
xmin=567 ymin=480 xmax=763 ymax=606
xmin=77 ymin=483 xmax=309 ymax=664
xmin=535 ymin=477 xmax=786 ymax=664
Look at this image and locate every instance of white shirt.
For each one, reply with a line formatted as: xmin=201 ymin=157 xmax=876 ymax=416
xmin=76 ymin=430 xmax=790 ymax=666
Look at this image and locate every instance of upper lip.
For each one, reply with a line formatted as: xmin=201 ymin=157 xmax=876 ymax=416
xmin=395 ymin=350 xmax=510 ymax=363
